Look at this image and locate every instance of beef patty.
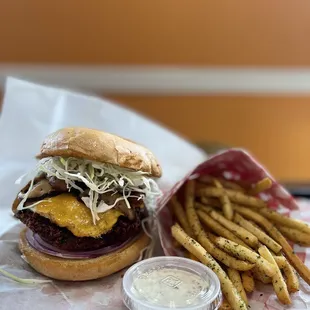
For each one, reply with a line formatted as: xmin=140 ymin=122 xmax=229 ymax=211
xmin=15 ymin=206 xmax=147 ymax=252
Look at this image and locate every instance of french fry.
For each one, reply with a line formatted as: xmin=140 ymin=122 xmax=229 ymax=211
xmin=171 ymin=224 xmax=247 ymax=310
xmin=187 ymin=195 xmax=254 ymax=271
xmin=252 ymin=266 xmax=272 ymax=284
xmin=227 ymin=269 xmax=248 ymax=304
xmin=184 ymin=185 xmax=254 ymax=271
xmin=214 ymin=179 xmax=234 ymax=220
xmin=195 ymin=202 xmax=215 ymax=213
xmin=198 ymin=187 xmax=267 ymax=208
xmin=204 ymin=230 xmax=223 ymax=243
xmin=200 ymin=196 xmax=222 ymax=209
xmin=185 ymin=180 xmax=202 ymax=237
xmin=258 ymin=246 xmax=291 ymax=305
xmin=198 ymin=175 xmax=245 ymax=193
xmin=274 ymin=254 xmax=299 ymax=293
xmin=209 ymin=211 xmax=258 ymax=248
xmin=259 ymin=208 xmax=310 ymax=235
xmin=187 ymin=252 xmax=200 ymax=262
xmin=170 ymin=196 xmax=193 ymax=236
xmin=214 ymin=237 xmax=276 ymax=277
xmin=234 ymin=206 xmax=310 ymax=285
xmin=248 ymin=177 xmax=272 ymax=195
xmin=273 ymin=256 xmax=286 ymax=269
xmin=277 ymin=225 xmax=310 ymax=246
xmin=234 ymin=213 xmax=282 ymax=253
xmin=197 ymin=229 xmax=255 ymax=271
xmin=219 ymin=298 xmax=232 ymax=310
xmin=197 ymin=209 xmax=249 ymax=247
xmin=241 ymin=271 xmax=255 ymax=293
xmin=170 ymin=176 xmax=305 ymax=306
xmin=282 ymin=258 xmax=300 ymax=293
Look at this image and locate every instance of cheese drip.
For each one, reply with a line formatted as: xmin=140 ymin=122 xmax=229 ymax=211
xmin=33 ymin=193 xmax=123 ymax=238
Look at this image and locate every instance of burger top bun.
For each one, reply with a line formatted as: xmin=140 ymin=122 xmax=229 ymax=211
xmin=37 ymin=127 xmax=162 ymax=178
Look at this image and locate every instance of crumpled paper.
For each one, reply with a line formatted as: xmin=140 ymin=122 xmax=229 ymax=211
xmin=0 ymin=78 xmax=206 ymax=310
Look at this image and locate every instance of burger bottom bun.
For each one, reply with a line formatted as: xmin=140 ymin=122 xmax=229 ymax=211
xmin=19 ymin=229 xmax=150 ymax=281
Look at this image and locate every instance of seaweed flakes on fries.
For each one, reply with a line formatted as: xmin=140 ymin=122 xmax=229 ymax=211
xmin=167 ymin=176 xmax=310 ymax=309
xmin=234 ymin=206 xmax=310 ymax=285
xmin=171 ymin=224 xmax=248 ymax=310
xmin=258 ymin=245 xmax=291 ymax=305
xmin=213 ymin=178 xmax=234 ymax=220
xmin=197 ymin=186 xmax=267 ymax=208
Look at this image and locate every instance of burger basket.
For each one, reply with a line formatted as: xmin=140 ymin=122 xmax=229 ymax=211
xmin=156 ymin=149 xmax=310 ymax=309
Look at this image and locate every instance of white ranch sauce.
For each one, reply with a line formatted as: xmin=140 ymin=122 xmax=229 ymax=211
xmin=131 ymin=267 xmax=210 ymax=307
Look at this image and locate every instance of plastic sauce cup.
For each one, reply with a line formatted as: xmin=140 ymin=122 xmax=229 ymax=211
xmin=122 ymin=256 xmax=222 ymax=310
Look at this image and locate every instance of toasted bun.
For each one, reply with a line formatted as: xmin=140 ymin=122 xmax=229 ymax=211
xmin=19 ymin=229 xmax=149 ymax=281
xmin=37 ymin=127 xmax=162 ymax=177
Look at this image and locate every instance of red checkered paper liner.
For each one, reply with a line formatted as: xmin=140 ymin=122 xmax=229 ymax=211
xmin=156 ymin=149 xmax=310 ymax=310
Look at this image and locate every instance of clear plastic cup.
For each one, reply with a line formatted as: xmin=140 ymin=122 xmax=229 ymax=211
xmin=122 ymin=256 xmax=222 ymax=310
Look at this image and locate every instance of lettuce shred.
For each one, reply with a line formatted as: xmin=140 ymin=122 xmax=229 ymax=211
xmin=17 ymin=157 xmax=162 ymax=224
xmin=0 ymin=267 xmax=52 ymax=284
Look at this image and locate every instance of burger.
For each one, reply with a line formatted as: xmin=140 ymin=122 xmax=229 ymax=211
xmin=12 ymin=127 xmax=162 ymax=281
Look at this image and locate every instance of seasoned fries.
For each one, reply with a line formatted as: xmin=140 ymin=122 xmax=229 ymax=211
xmin=197 ymin=209 xmax=249 ymax=247
xmin=274 ymin=254 xmax=299 ymax=293
xmin=213 ymin=179 xmax=234 ymax=220
xmin=214 ymin=237 xmax=276 ymax=277
xmin=171 ymin=224 xmax=247 ymax=310
xmin=170 ymin=196 xmax=193 ymax=236
xmin=195 ymin=202 xmax=215 ymax=213
xmin=185 ymin=180 xmax=201 ymax=237
xmin=169 ymin=177 xmax=310 ymax=307
xmin=277 ymin=225 xmax=310 ymax=246
xmin=258 ymin=246 xmax=291 ymax=305
xmin=227 ymin=268 xmax=248 ymax=304
xmin=241 ymin=271 xmax=255 ymax=293
xmin=233 ymin=213 xmax=282 ymax=253
xmin=273 ymin=256 xmax=286 ymax=269
xmin=197 ymin=229 xmax=255 ymax=271
xmin=248 ymin=177 xmax=272 ymax=195
xmin=198 ymin=186 xmax=267 ymax=208
xmin=259 ymin=208 xmax=310 ymax=234
xmin=198 ymin=175 xmax=245 ymax=193
xmin=200 ymin=196 xmax=222 ymax=208
xmin=186 ymin=189 xmax=254 ymax=271
xmin=235 ymin=206 xmax=310 ymax=285
xmin=252 ymin=266 xmax=272 ymax=284
xmin=282 ymin=258 xmax=300 ymax=293
xmin=219 ymin=298 xmax=232 ymax=310
xmin=209 ymin=211 xmax=258 ymax=248
xmin=187 ymin=252 xmax=199 ymax=262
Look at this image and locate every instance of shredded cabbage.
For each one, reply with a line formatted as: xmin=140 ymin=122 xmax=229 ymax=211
xmin=17 ymin=157 xmax=162 ymax=224
xmin=0 ymin=267 xmax=52 ymax=284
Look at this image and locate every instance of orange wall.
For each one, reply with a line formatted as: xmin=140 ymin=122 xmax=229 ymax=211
xmin=0 ymin=2 xmax=310 ymax=181
xmin=0 ymin=1 xmax=310 ymax=65
xmin=108 ymin=95 xmax=310 ymax=182
xmin=0 ymin=93 xmax=309 ymax=182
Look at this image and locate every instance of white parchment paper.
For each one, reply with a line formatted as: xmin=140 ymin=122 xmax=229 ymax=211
xmin=0 ymin=78 xmax=207 ymax=310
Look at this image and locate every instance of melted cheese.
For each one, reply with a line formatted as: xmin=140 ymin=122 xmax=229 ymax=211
xmin=33 ymin=193 xmax=123 ymax=238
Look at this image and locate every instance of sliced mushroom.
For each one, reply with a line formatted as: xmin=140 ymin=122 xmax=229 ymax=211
xmin=100 ymin=192 xmax=136 ymax=220
xmin=48 ymin=176 xmax=68 ymax=192
xmin=26 ymin=179 xmax=54 ymax=199
xmin=13 ymin=173 xmax=46 ymax=212
xmin=115 ymin=201 xmax=136 ymax=220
